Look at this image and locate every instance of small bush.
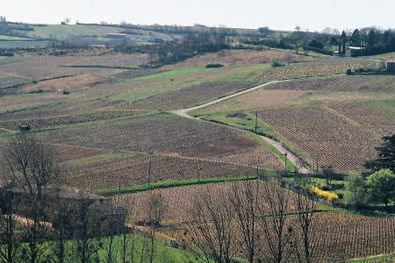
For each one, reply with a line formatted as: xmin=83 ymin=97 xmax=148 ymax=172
xmin=169 ymin=240 xmax=179 ymax=248
xmin=205 ymin=63 xmax=224 ymax=68
xmin=271 ymin=59 xmax=283 ymax=67
xmin=310 ymin=186 xmax=339 ymax=202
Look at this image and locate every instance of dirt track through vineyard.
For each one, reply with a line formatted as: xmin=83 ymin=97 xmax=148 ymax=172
xmin=170 ymin=80 xmax=310 ymax=174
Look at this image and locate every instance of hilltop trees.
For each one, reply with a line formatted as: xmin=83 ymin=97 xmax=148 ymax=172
xmin=350 ymin=29 xmax=361 ymax=46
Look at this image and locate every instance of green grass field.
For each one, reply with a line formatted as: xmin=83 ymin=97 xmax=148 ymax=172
xmin=27 ymin=24 xmax=103 ymax=40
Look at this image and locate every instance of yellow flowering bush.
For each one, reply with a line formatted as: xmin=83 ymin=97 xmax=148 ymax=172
xmin=310 ymin=186 xmax=339 ymax=202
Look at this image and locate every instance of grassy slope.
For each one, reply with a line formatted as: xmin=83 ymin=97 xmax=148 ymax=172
xmin=95 ymin=175 xmax=258 ymax=196
xmin=27 ymin=24 xmax=103 ymax=40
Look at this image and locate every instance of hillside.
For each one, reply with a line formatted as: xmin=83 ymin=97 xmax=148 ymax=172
xmin=0 ymin=27 xmax=394 ymax=262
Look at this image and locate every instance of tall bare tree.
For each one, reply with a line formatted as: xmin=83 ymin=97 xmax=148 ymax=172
xmin=292 ymin=189 xmax=317 ymax=263
xmin=0 ymin=183 xmax=20 ymax=263
xmin=187 ymin=188 xmax=235 ymax=263
xmin=51 ymin=206 xmax=74 ymax=263
xmin=259 ymin=181 xmax=293 ymax=263
xmin=3 ymin=134 xmax=59 ymax=263
xmin=74 ymin=198 xmax=99 ymax=263
xmin=146 ymin=192 xmax=166 ymax=263
xmin=228 ymin=181 xmax=260 ymax=263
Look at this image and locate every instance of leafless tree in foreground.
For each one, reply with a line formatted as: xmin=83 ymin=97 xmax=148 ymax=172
xmin=187 ymin=188 xmax=235 ymax=263
xmin=292 ymin=189 xmax=318 ymax=263
xmin=228 ymin=181 xmax=260 ymax=263
xmin=259 ymin=181 xmax=293 ymax=263
xmin=0 ymin=182 xmax=20 ymax=263
xmin=3 ymin=134 xmax=59 ymax=263
xmin=146 ymin=192 xmax=166 ymax=263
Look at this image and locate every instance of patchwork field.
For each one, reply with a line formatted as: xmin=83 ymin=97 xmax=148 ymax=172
xmin=0 ymin=22 xmax=395 ymax=262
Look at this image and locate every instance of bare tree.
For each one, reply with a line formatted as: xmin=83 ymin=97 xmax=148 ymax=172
xmin=74 ymin=198 xmax=99 ymax=263
xmin=258 ymin=181 xmax=293 ymax=263
xmin=51 ymin=206 xmax=74 ymax=263
xmin=146 ymin=192 xmax=166 ymax=263
xmin=187 ymin=188 xmax=235 ymax=263
xmin=3 ymin=134 xmax=59 ymax=263
xmin=0 ymin=183 xmax=20 ymax=263
xmin=228 ymin=181 xmax=260 ymax=263
xmin=292 ymin=189 xmax=317 ymax=263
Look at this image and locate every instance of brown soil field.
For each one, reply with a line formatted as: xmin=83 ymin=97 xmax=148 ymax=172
xmin=265 ymin=75 xmax=395 ymax=93
xmin=19 ymin=74 xmax=102 ymax=93
xmin=53 ymin=144 xmax=108 ymax=162
xmin=0 ymin=94 xmax=122 ymax=122
xmin=128 ymin=81 xmax=256 ymax=111
xmin=256 ymin=106 xmax=380 ymax=172
xmin=0 ymin=55 xmax=124 ymax=79
xmin=196 ymin=89 xmax=307 ymax=114
xmin=63 ymin=53 xmax=149 ymax=68
xmin=44 ymin=114 xmax=282 ymax=170
xmin=112 ymin=181 xmax=298 ymax=223
xmin=256 ymin=59 xmax=378 ymax=81
xmin=61 ymin=153 xmax=258 ymax=191
xmin=0 ymin=110 xmax=139 ymax=130
xmin=329 ymin=103 xmax=395 ymax=137
xmin=165 ymin=49 xmax=315 ymax=69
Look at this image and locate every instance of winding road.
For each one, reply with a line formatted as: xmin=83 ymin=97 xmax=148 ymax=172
xmin=170 ymin=80 xmax=310 ymax=174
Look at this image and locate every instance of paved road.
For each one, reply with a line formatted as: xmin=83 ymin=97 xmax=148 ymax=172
xmin=170 ymin=80 xmax=310 ymax=174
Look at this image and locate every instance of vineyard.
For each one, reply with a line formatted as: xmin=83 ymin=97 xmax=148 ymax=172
xmin=265 ymin=74 xmax=395 ymax=93
xmin=0 ymin=110 xmax=140 ymax=130
xmin=60 ymin=151 xmax=260 ymax=191
xmin=112 ymin=181 xmax=395 ymax=262
xmin=328 ymin=103 xmax=395 ymax=137
xmin=0 ymin=42 xmax=394 ymax=262
xmin=256 ymin=58 xmax=378 ymax=82
xmin=256 ymin=106 xmax=380 ymax=172
xmin=112 ymin=181 xmax=300 ymax=223
xmin=44 ymin=113 xmax=281 ymax=167
xmin=126 ymin=81 xmax=257 ymax=111
xmin=165 ymin=49 xmax=315 ymax=69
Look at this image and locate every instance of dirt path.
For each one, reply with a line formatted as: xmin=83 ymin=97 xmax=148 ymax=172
xmin=170 ymin=81 xmax=282 ymax=118
xmin=170 ymin=80 xmax=310 ymax=174
xmin=259 ymin=136 xmax=309 ymax=174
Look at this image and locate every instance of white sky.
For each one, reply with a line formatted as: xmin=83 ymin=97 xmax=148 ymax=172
xmin=2 ymin=0 xmax=395 ymax=31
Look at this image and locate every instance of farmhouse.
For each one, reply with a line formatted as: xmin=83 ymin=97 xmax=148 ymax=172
xmin=386 ymin=60 xmax=395 ymax=73
xmin=345 ymin=46 xmax=364 ymax=57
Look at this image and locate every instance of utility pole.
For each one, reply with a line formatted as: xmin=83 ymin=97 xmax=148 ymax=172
xmin=255 ymin=111 xmax=258 ymax=133
xmin=148 ymin=153 xmax=152 ymax=185
xmin=284 ymin=152 xmax=288 ymax=172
